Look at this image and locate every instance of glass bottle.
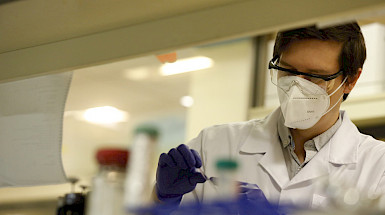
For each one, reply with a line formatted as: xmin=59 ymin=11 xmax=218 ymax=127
xmin=85 ymin=148 xmax=129 ymax=215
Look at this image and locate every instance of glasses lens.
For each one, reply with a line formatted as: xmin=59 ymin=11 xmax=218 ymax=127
xmin=270 ymin=68 xmax=336 ymax=91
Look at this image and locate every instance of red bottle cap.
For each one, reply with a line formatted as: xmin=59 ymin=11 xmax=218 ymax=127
xmin=96 ymin=148 xmax=129 ymax=168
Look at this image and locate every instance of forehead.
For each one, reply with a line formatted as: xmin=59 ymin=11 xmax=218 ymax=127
xmin=280 ymin=39 xmax=343 ymax=74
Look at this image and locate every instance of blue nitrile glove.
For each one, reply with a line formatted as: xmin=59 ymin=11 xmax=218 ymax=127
xmin=238 ymin=182 xmax=276 ymax=215
xmin=156 ymin=144 xmax=206 ymax=203
xmin=238 ymin=182 xmax=267 ymax=202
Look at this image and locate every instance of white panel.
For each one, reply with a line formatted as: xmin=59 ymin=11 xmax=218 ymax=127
xmin=264 ymin=40 xmax=280 ymax=108
xmin=351 ymin=23 xmax=385 ymax=97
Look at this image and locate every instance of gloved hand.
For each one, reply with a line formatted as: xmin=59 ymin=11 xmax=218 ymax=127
xmin=238 ymin=182 xmax=275 ymax=215
xmin=238 ymin=182 xmax=267 ymax=202
xmin=156 ymin=144 xmax=206 ymax=203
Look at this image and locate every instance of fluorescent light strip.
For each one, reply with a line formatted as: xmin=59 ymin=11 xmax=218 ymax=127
xmin=83 ymin=106 xmax=128 ymax=124
xmin=160 ymin=56 xmax=213 ymax=76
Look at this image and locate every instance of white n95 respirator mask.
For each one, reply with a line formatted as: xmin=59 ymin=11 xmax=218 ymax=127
xmin=277 ymin=76 xmax=347 ymax=129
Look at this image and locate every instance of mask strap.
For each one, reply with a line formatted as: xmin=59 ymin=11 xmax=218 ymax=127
xmin=323 ymin=76 xmax=348 ymax=115
xmin=324 ymin=92 xmax=344 ymax=115
xmin=328 ymin=76 xmax=347 ymax=97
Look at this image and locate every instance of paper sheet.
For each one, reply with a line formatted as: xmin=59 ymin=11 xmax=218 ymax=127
xmin=0 ymin=72 xmax=72 ymax=187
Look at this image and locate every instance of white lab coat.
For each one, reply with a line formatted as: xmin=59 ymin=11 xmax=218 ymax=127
xmin=182 ymin=108 xmax=385 ymax=208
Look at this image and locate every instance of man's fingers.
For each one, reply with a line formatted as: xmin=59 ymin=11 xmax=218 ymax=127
xmin=177 ymin=144 xmax=196 ymax=169
xmin=159 ymin=144 xmax=203 ymax=170
xmin=169 ymin=148 xmax=188 ymax=169
xmin=158 ymin=153 xmax=175 ymax=167
xmin=191 ymin=149 xmax=202 ymax=168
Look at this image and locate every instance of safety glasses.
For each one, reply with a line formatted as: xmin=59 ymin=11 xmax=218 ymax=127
xmin=268 ymin=56 xmax=344 ymax=91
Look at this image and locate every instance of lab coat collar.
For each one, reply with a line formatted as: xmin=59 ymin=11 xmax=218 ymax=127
xmin=328 ymin=110 xmax=359 ymax=165
xmin=239 ymin=108 xmax=281 ymax=153
xmin=287 ymin=110 xmax=359 ymax=187
xmin=240 ymin=108 xmax=290 ymax=189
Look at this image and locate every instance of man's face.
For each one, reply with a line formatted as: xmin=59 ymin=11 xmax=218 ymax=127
xmin=279 ymin=39 xmax=345 ymax=101
xmin=279 ymin=39 xmax=346 ymax=129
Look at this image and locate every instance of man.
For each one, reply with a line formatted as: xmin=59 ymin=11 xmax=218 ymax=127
xmin=155 ymin=22 xmax=385 ymax=209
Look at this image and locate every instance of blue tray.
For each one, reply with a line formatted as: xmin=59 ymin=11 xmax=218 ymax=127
xmin=132 ymin=197 xmax=298 ymax=215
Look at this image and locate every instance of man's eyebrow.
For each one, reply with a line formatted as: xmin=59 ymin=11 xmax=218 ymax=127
xmin=279 ymin=60 xmax=330 ymax=75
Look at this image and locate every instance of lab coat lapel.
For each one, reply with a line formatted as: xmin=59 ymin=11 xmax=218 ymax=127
xmin=328 ymin=111 xmax=359 ymax=165
xmin=287 ymin=111 xmax=359 ymax=188
xmin=286 ymin=144 xmax=329 ymax=187
xmin=239 ymin=108 xmax=290 ymax=189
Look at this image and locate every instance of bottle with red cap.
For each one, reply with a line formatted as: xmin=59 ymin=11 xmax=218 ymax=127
xmin=85 ymin=148 xmax=129 ymax=215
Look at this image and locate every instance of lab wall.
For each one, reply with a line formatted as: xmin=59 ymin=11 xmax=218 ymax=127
xmin=186 ymin=39 xmax=255 ymax=141
xmin=61 ymin=39 xmax=255 ymax=187
xmin=0 ymin=38 xmax=255 ymax=213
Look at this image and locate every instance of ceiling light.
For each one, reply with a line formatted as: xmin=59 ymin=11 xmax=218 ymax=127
xmin=180 ymin=96 xmax=194 ymax=107
xmin=83 ymin=106 xmax=128 ymax=124
xmin=160 ymin=56 xmax=213 ymax=76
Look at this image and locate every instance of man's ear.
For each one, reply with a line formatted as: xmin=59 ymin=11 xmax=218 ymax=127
xmin=344 ymin=68 xmax=362 ymax=94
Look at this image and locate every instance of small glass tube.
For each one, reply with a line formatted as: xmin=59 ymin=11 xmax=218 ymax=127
xmin=215 ymin=159 xmax=239 ymax=201
xmin=124 ymin=126 xmax=159 ymax=211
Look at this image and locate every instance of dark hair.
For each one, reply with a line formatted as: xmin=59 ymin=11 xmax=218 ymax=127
xmin=273 ymin=22 xmax=366 ymax=100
